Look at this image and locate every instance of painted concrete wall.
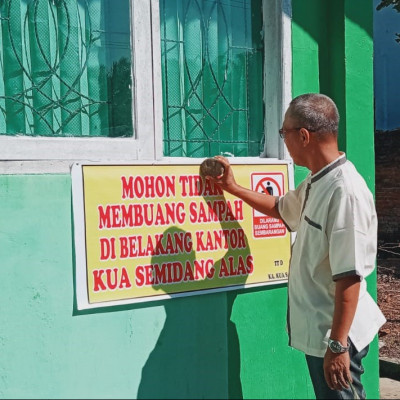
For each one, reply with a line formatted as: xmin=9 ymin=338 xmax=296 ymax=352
xmin=374 ymin=0 xmax=400 ymax=131
xmin=0 ymin=1 xmax=380 ymax=399
xmin=0 ymin=175 xmax=314 ymax=399
xmin=291 ymin=0 xmax=380 ymax=397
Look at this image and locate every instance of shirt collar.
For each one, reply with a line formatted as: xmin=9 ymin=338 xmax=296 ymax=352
xmin=310 ymin=152 xmax=347 ymax=184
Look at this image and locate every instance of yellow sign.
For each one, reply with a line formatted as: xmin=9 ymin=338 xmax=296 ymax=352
xmin=72 ymin=162 xmax=292 ymax=309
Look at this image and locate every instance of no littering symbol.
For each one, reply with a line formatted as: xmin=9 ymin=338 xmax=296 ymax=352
xmin=254 ymin=176 xmax=282 ymax=197
xmin=251 ymin=172 xmax=285 ymax=221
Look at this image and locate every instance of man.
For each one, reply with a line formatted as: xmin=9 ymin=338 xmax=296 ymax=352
xmin=209 ymin=93 xmax=386 ymax=399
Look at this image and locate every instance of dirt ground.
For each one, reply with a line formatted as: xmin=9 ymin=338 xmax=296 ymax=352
xmin=377 ymin=255 xmax=400 ymax=363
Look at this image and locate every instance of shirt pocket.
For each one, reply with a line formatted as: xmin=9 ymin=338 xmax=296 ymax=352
xmin=304 ymin=215 xmax=322 ymax=231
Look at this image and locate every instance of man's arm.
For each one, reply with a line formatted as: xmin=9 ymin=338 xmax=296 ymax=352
xmin=323 ymin=275 xmax=361 ymax=391
xmin=209 ymin=156 xmax=281 ymax=220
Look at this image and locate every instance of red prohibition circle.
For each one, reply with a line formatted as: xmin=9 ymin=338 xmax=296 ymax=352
xmin=254 ymin=176 xmax=282 ymax=197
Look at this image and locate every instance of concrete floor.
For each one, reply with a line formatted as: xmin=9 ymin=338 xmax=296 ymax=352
xmin=380 ymin=377 xmax=400 ymax=399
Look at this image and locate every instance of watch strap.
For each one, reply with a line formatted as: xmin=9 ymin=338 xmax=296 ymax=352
xmin=328 ymin=338 xmax=350 ymax=353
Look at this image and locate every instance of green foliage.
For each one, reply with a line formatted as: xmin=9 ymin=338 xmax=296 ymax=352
xmin=376 ymin=0 xmax=400 ymax=12
xmin=377 ymin=0 xmax=400 ymax=43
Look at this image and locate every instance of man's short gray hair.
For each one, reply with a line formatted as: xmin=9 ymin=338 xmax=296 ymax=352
xmin=287 ymin=93 xmax=339 ymax=134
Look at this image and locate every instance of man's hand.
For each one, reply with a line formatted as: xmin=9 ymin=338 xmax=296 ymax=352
xmin=323 ymin=349 xmax=352 ymax=391
xmin=325 ymin=275 xmax=360 ymax=391
xmin=207 ymin=155 xmax=281 ymax=219
xmin=207 ymin=156 xmax=238 ymax=195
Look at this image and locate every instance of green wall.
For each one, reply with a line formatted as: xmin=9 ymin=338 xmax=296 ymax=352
xmin=0 ymin=1 xmax=379 ymax=399
xmin=292 ymin=0 xmax=379 ymax=398
xmin=0 ymin=175 xmax=313 ymax=399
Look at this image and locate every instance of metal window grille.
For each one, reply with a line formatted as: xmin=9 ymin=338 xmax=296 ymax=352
xmin=160 ymin=0 xmax=264 ymax=158
xmin=0 ymin=0 xmax=133 ymax=137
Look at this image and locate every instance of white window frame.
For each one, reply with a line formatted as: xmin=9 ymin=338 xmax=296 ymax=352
xmin=0 ymin=0 xmax=292 ymax=173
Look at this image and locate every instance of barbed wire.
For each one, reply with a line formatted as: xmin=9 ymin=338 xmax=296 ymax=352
xmin=378 ymin=242 xmax=400 ymax=257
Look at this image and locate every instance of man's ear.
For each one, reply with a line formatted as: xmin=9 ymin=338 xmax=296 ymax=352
xmin=299 ymin=128 xmax=310 ymax=146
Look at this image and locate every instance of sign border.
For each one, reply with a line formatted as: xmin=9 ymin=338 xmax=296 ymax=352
xmin=71 ymin=159 xmax=295 ymax=310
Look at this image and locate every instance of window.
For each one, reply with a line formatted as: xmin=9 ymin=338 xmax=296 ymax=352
xmin=0 ymin=0 xmax=156 ymax=162
xmin=160 ymin=0 xmax=264 ymax=158
xmin=0 ymin=0 xmax=291 ymax=164
xmin=0 ymin=0 xmax=132 ymax=138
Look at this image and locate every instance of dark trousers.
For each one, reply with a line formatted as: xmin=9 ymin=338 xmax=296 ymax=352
xmin=305 ymin=341 xmax=369 ymax=399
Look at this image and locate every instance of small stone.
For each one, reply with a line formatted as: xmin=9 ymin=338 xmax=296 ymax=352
xmin=199 ymin=158 xmax=225 ymax=177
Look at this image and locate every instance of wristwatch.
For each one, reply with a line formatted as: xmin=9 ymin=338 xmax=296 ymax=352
xmin=328 ymin=338 xmax=350 ymax=353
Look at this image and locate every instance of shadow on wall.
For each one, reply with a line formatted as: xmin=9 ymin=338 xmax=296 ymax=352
xmin=136 ymin=290 xmax=242 ymax=399
xmin=137 ymin=189 xmax=251 ymax=399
